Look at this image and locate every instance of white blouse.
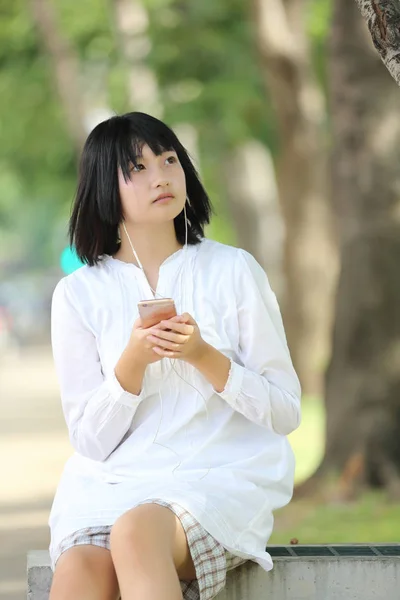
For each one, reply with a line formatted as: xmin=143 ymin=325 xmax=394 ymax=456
xmin=49 ymin=238 xmax=301 ymax=571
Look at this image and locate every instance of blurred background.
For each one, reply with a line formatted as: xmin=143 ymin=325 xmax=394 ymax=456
xmin=1 ymin=0 xmax=400 ymax=598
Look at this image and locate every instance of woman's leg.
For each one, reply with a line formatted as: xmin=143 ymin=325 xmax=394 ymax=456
xmin=49 ymin=545 xmax=119 ymax=600
xmin=110 ymin=503 xmax=196 ymax=600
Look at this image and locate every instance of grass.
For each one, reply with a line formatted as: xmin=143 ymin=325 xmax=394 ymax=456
xmin=268 ymin=397 xmax=400 ymax=545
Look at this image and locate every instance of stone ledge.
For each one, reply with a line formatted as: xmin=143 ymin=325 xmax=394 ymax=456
xmin=28 ymin=545 xmax=400 ymax=600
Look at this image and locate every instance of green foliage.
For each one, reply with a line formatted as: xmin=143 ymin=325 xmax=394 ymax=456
xmin=145 ymin=0 xmax=276 ymax=149
xmin=0 ymin=0 xmax=331 ymax=266
xmin=307 ymin=0 xmax=332 ymax=40
xmin=55 ymin=0 xmax=128 ymax=111
xmin=0 ymin=1 xmax=74 ymax=183
xmin=307 ymin=0 xmax=332 ymax=89
xmin=56 ymin=0 xmax=113 ymax=58
xmin=0 ymin=0 xmax=76 ymax=265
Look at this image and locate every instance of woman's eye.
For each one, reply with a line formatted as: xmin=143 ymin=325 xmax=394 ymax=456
xmin=165 ymin=156 xmax=177 ymax=165
xmin=131 ymin=163 xmax=144 ymax=172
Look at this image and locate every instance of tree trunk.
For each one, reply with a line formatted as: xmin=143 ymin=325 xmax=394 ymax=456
xmin=355 ymin=0 xmax=400 ymax=87
xmin=112 ymin=0 xmax=162 ymax=116
xmin=224 ymin=142 xmax=285 ymax=298
xmin=252 ymin=0 xmax=338 ymax=396
xmin=29 ymin=0 xmax=86 ymax=154
xmin=312 ymin=0 xmax=400 ymax=499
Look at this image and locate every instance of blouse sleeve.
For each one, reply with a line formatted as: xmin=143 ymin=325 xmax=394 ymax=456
xmin=51 ymin=277 xmax=145 ymax=461
xmin=216 ymin=249 xmax=301 ymax=436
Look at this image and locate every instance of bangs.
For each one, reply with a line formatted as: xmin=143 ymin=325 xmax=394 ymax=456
xmin=114 ymin=113 xmax=177 ymax=182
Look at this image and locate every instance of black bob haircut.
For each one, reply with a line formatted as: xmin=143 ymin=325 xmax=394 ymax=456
xmin=69 ymin=112 xmax=213 ymax=266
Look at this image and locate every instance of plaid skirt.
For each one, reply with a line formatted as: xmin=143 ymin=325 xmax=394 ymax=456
xmin=51 ymin=498 xmax=248 ymax=600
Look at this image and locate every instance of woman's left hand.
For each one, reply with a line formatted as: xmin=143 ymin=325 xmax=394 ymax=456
xmin=146 ymin=312 xmax=207 ymax=363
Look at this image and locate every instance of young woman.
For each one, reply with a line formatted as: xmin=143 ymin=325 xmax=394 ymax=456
xmin=49 ymin=111 xmax=301 ymax=600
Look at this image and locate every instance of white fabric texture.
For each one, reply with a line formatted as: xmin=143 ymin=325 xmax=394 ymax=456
xmin=49 ymin=238 xmax=301 ymax=571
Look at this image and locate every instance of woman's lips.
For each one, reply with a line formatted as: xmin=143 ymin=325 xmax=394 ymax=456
xmin=153 ymin=194 xmax=174 ymax=204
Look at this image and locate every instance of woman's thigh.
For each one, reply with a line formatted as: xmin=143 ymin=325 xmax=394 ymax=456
xmin=50 ymin=545 xmax=119 ymax=600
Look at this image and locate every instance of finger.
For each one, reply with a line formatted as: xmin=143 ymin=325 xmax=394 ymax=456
xmin=152 ymin=346 xmax=180 ymax=358
xmin=160 ymin=321 xmax=194 ymax=335
xmin=181 ymin=312 xmax=194 ymax=323
xmin=169 ymin=313 xmax=194 ymax=324
xmin=147 ymin=336 xmax=182 ymax=351
xmin=150 ymin=329 xmax=189 ymax=344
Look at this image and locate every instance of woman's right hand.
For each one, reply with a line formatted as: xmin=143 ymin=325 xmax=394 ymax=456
xmin=127 ymin=318 xmax=163 ymax=366
xmin=115 ymin=318 xmax=162 ymax=395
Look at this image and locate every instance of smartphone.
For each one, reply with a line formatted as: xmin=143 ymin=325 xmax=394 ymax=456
xmin=138 ymin=298 xmax=177 ymax=328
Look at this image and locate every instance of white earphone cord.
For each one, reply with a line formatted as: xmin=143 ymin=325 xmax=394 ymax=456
xmin=122 ymin=203 xmax=211 ymax=481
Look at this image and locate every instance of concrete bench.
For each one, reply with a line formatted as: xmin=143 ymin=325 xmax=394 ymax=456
xmin=27 ymin=544 xmax=400 ymax=599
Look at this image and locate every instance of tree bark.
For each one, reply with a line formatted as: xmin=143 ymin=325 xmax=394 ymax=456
xmin=355 ymin=0 xmax=400 ymax=87
xmin=310 ymin=0 xmax=400 ymax=499
xmin=252 ymin=0 xmax=338 ymax=395
xmin=29 ymin=0 xmax=86 ymax=154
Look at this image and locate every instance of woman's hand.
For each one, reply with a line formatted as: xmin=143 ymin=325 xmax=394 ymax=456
xmin=146 ymin=313 xmax=208 ymax=363
xmin=115 ymin=318 xmax=165 ymax=396
xmin=144 ymin=313 xmax=231 ymax=393
xmin=127 ymin=318 xmax=164 ymax=366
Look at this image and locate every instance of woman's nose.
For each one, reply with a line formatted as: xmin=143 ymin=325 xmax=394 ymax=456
xmin=151 ymin=165 xmax=169 ymax=188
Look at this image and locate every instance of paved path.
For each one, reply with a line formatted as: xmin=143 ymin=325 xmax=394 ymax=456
xmin=0 ymin=346 xmax=71 ymax=600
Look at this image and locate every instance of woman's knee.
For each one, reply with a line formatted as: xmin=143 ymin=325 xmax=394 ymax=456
xmin=50 ymin=545 xmax=119 ymax=600
xmin=110 ymin=504 xmax=175 ymax=557
xmin=110 ymin=503 xmax=195 ymax=580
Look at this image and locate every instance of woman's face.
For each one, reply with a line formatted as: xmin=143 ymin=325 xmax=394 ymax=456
xmin=118 ymin=143 xmax=186 ymax=227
